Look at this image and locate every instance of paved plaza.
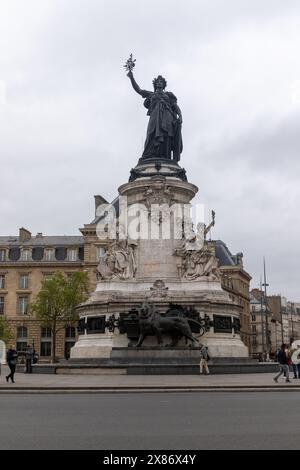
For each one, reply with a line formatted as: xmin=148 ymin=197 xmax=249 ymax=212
xmin=0 ymin=366 xmax=299 ymax=392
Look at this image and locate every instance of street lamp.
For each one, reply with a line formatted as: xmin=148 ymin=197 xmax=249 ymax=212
xmin=280 ymin=297 xmax=284 ymax=344
xmin=290 ymin=302 xmax=295 ymax=344
xmin=262 ymin=257 xmax=270 ymax=356
xmin=260 ymin=278 xmax=265 ymax=355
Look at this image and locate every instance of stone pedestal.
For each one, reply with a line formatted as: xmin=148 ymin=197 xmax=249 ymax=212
xmin=71 ymin=161 xmax=249 ymax=362
xmin=71 ymin=275 xmax=248 ymax=360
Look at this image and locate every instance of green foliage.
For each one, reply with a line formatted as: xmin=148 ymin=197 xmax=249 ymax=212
xmin=31 ymin=271 xmax=89 ymax=331
xmin=31 ymin=271 xmax=89 ymax=362
xmin=0 ymin=316 xmax=13 ymax=344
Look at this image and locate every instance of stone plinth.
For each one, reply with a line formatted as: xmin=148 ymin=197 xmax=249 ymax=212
xmin=71 ymin=168 xmax=249 ymax=363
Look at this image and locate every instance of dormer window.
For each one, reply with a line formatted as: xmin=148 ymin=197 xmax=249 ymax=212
xmin=67 ymin=249 xmax=78 ymax=262
xmin=20 ymin=249 xmax=31 ymax=261
xmin=45 ymin=249 xmax=55 ymax=261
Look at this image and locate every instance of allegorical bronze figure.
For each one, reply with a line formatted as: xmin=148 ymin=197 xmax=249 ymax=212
xmin=124 ymin=54 xmax=183 ymax=162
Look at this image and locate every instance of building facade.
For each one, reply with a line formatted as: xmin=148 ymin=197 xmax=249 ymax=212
xmin=214 ymin=241 xmax=252 ymax=355
xmin=0 ymin=228 xmax=84 ymax=361
xmin=249 ymin=291 xmax=269 ymax=358
xmin=249 ymin=290 xmax=300 ymax=358
xmin=267 ymin=295 xmax=286 ymax=348
xmin=287 ymin=301 xmax=300 ymax=344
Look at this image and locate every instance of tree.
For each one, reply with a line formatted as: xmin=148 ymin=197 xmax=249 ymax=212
xmin=31 ymin=271 xmax=89 ymax=363
xmin=0 ymin=315 xmax=13 ymax=344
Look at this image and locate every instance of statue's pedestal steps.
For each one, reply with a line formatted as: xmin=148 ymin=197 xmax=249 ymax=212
xmin=21 ymin=348 xmax=278 ymax=375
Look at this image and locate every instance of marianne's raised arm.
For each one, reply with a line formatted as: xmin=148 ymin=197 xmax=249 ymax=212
xmin=127 ymin=71 xmax=151 ymax=98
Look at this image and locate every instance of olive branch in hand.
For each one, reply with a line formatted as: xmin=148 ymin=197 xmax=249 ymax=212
xmin=124 ymin=53 xmax=136 ymax=73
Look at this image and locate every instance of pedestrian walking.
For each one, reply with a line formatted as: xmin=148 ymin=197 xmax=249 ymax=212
xmin=25 ymin=344 xmax=34 ymax=373
xmin=6 ymin=348 xmax=18 ymax=383
xmin=290 ymin=341 xmax=300 ymax=379
xmin=273 ymin=344 xmax=291 ymax=383
xmin=199 ymin=345 xmax=210 ymax=375
xmin=292 ymin=360 xmax=300 ymax=379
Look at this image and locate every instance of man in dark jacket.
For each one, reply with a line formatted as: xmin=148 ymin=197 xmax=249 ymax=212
xmin=273 ymin=344 xmax=291 ymax=383
xmin=6 ymin=348 xmax=18 ymax=383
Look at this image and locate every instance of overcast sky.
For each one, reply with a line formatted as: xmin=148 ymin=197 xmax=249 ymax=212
xmin=0 ymin=0 xmax=300 ymax=299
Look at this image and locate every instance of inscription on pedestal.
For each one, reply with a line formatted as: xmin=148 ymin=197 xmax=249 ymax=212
xmin=86 ymin=316 xmax=106 ymax=334
xmin=213 ymin=315 xmax=232 ymax=333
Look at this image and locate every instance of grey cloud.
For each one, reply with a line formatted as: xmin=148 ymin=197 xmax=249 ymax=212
xmin=1 ymin=0 xmax=300 ymax=299
xmin=209 ymin=112 xmax=300 ymax=177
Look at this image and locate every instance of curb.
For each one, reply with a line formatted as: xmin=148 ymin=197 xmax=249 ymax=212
xmin=0 ymin=385 xmax=300 ymax=394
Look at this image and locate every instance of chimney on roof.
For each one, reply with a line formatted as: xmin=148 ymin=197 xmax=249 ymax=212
xmin=19 ymin=227 xmax=31 ymax=243
xmin=251 ymin=288 xmax=263 ymax=301
xmin=94 ymin=195 xmax=108 ymax=216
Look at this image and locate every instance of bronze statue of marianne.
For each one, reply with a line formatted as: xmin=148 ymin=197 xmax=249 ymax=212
xmin=124 ymin=54 xmax=183 ymax=162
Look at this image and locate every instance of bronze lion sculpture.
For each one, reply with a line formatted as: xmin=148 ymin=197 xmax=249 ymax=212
xmin=135 ymin=303 xmax=201 ymax=347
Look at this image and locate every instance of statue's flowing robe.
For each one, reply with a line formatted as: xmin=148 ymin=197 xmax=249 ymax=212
xmin=139 ymin=90 xmax=183 ymax=161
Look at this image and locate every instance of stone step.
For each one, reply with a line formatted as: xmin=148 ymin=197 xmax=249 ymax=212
xmin=28 ymin=362 xmax=279 ymax=375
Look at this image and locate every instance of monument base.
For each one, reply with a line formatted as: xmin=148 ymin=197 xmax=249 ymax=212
xmin=71 ymin=276 xmax=248 ymax=360
xmin=72 ymin=164 xmax=250 ymax=366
